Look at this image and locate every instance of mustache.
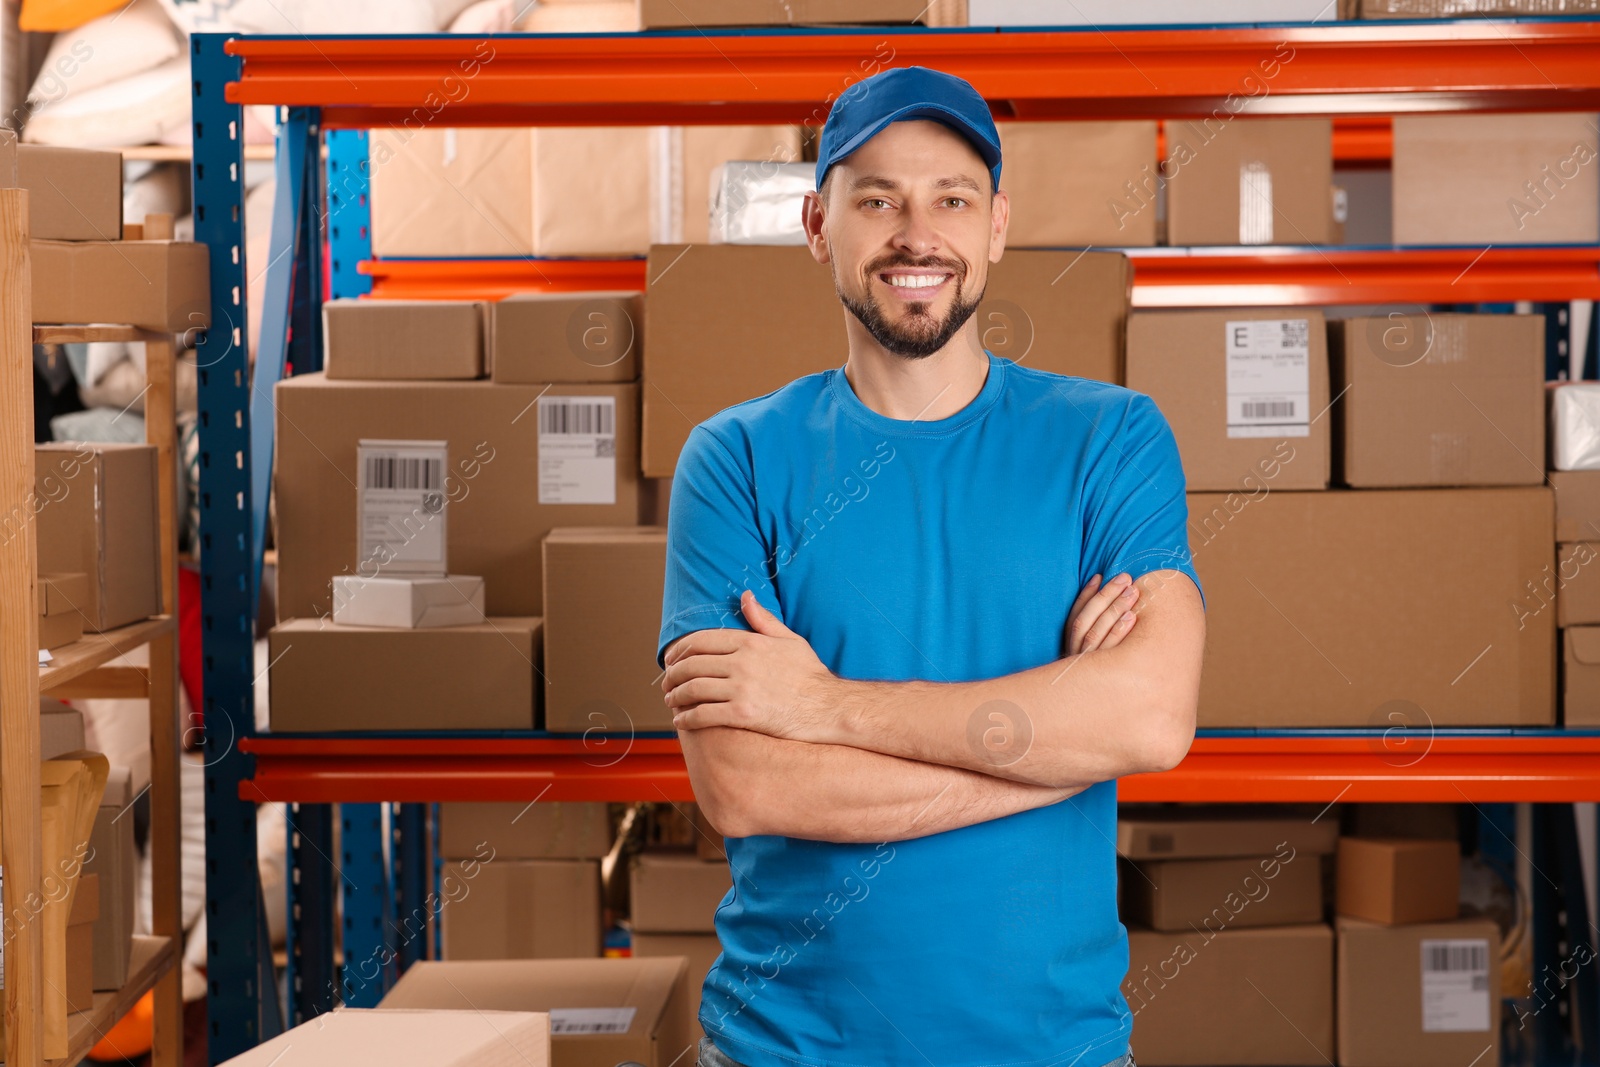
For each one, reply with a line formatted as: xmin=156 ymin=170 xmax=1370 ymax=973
xmin=865 ymin=254 xmax=966 ymax=277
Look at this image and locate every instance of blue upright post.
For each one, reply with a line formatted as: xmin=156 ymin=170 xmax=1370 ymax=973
xmin=341 ymin=804 xmax=397 ymax=1007
xmin=285 ymin=803 xmax=337 ymax=1024
xmin=290 ymin=109 xmax=325 ymax=375
xmin=394 ymin=803 xmax=430 ymax=971
xmin=190 ymin=32 xmax=280 ymax=1060
xmin=325 ymin=130 xmax=373 ymax=300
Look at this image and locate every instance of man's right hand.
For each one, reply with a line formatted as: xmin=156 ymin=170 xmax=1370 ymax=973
xmin=1064 ymin=572 xmax=1140 ymax=656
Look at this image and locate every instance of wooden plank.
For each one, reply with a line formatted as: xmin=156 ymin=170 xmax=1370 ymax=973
xmin=48 ymin=935 xmax=177 ymax=1067
xmin=37 ymin=617 xmax=174 ymax=694
xmin=47 ymin=667 xmax=149 ymax=700
xmin=0 ymin=185 xmax=44 ymax=1066
xmin=30 ymin=326 xmax=150 ymax=346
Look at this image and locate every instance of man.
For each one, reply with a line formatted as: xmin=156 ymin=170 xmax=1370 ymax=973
xmin=657 ymin=66 xmax=1205 ymax=1067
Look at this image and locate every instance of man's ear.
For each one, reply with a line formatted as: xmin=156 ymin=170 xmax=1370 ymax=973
xmin=989 ymin=187 xmax=1010 ymax=264
xmin=802 ymin=190 xmax=831 ymax=266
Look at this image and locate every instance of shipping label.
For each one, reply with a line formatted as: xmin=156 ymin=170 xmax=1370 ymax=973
xmin=1225 ymin=319 xmax=1312 ymax=439
xmin=1420 ymin=938 xmax=1492 ymax=1033
xmin=357 ymin=439 xmax=448 ymax=576
xmin=538 ymin=395 xmax=617 ymax=505
xmin=549 ymin=1006 xmax=637 ymax=1035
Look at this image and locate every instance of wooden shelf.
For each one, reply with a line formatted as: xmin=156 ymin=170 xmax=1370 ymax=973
xmin=32 ymin=325 xmax=163 ymax=346
xmin=39 ymin=617 xmax=174 ymax=695
xmin=50 ymin=935 xmax=178 ymax=1067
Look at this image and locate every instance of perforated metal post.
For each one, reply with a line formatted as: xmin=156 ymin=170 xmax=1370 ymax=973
xmin=326 ymin=129 xmax=373 ymax=300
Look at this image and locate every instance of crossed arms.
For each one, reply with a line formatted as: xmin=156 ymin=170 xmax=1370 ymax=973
xmin=661 ymin=569 xmax=1205 ymax=845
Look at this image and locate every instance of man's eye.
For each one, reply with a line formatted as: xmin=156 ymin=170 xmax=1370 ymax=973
xmin=945 ymin=197 xmax=967 ymax=209
xmin=864 ymin=198 xmax=891 ymax=210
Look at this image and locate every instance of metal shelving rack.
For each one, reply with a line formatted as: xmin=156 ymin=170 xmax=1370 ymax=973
xmin=192 ymin=19 xmax=1600 ymax=1064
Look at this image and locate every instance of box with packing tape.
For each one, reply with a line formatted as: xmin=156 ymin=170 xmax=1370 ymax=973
xmin=1164 ymin=117 xmax=1335 ymax=246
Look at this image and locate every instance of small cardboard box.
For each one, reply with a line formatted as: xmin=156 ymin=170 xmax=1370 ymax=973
xmin=267 ymin=618 xmax=539 ymax=732
xmin=37 ymin=572 xmax=89 ymax=650
xmin=440 ymin=859 xmax=601 ymax=960
xmin=1559 ymin=542 xmax=1600 ymax=626
xmin=1335 ymin=313 xmax=1545 ymax=487
xmin=1191 ymin=487 xmax=1556 ymax=726
xmin=1164 ymin=117 xmax=1334 ymax=246
xmin=330 ymin=574 xmax=486 ymax=629
xmin=380 ymin=957 xmax=692 ymax=1067
xmin=31 ymin=239 xmax=209 ymax=331
xmin=34 ymin=444 xmax=161 ymax=632
xmin=1123 ymin=852 xmax=1322 ymax=932
xmin=64 ymin=872 xmax=99 ymax=1014
xmin=39 ymin=698 xmax=85 ymax=761
xmin=438 ymin=802 xmax=613 ymax=861
xmin=1551 ymin=471 xmax=1600 ymax=541
xmin=629 ymin=852 xmax=733 ymax=934
xmin=1336 ymin=917 xmax=1501 ymax=1067
xmin=1564 ymin=627 xmax=1600 ymax=726
xmin=17 ymin=144 xmax=122 ymax=241
xmin=631 ymin=932 xmax=720 ymax=1038
xmin=1336 ymin=837 xmax=1459 ymax=925
xmin=491 ymin=292 xmax=642 ymax=385
xmin=997 ymin=121 xmax=1159 ymax=247
xmin=1118 ymin=811 xmax=1339 ymax=861
xmin=323 ymin=299 xmax=484 ymax=380
xmin=84 ymin=800 xmax=135 ymax=991
xmin=543 ymin=527 xmax=669 ymax=733
xmin=219 ymin=1008 xmax=551 ymax=1067
xmin=1125 ymin=924 xmax=1334 ymax=1065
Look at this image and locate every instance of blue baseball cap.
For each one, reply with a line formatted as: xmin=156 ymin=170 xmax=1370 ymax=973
xmin=816 ymin=66 xmax=1002 ymax=194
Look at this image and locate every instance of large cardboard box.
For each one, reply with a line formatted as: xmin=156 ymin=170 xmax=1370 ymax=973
xmin=84 ymin=799 xmax=135 ymax=990
xmin=1551 ymin=471 xmax=1600 ymax=541
xmin=64 ymin=872 xmax=98 ymax=1014
xmin=380 ymin=957 xmax=693 ymax=1067
xmin=438 ymin=802 xmax=613 ymax=860
xmin=1119 ymin=811 xmax=1339 ymax=861
xmin=1127 ymin=310 xmax=1330 ymax=492
xmin=1559 ymin=542 xmax=1600 ymax=626
xmin=31 ymin=240 xmax=209 ymax=331
xmin=543 ymin=527 xmax=669 ymax=733
xmin=997 ymin=121 xmax=1159 ymax=247
xmin=370 ymin=127 xmax=535 ymax=258
xmin=492 ymin=292 xmax=642 ymax=384
xmin=1336 ymin=837 xmax=1459 ymax=925
xmin=630 ymin=852 xmax=733 ymax=934
xmin=641 ymin=244 xmax=1130 ymax=476
xmin=323 ymin=299 xmax=484 ymax=381
xmin=17 ymin=145 xmax=121 ymax=241
xmin=1123 ymin=853 xmax=1322 ymax=932
xmin=220 ymin=1008 xmax=550 ymax=1067
xmin=631 ymin=933 xmax=720 ymax=1037
xmin=1124 ymin=924 xmax=1334 ymax=1065
xmin=273 ymin=374 xmax=640 ymax=619
xmin=1191 ymin=487 xmax=1556 ymax=726
xmin=532 ymin=127 xmax=653 ymax=256
xmin=268 ymin=618 xmax=539 ymax=732
xmin=1564 ymin=627 xmax=1600 ymax=726
xmin=1394 ymin=114 xmax=1600 ymax=245
xmin=441 ymin=860 xmax=601 ymax=961
xmin=1336 ymin=917 xmax=1501 ymax=1067
xmin=1165 ymin=118 xmax=1334 ymax=246
xmin=34 ymin=444 xmax=161 ymax=632
xmin=1334 ymin=313 xmax=1545 ymax=487
xmin=638 ymin=0 xmax=927 ymax=26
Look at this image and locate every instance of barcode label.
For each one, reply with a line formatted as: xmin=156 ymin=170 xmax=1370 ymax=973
xmin=1421 ymin=938 xmax=1491 ymax=1033
xmin=1226 ymin=319 xmax=1311 ymax=440
xmin=363 ymin=455 xmax=442 ymax=491
xmin=549 ymin=1006 xmax=636 ymax=1035
xmin=357 ymin=440 xmax=449 ymax=576
xmin=538 ymin=396 xmax=617 ymax=505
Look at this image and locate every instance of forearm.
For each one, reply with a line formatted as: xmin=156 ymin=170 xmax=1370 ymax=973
xmin=682 ymin=724 xmax=1076 ymax=845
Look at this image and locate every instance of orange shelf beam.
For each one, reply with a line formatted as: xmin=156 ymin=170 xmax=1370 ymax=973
xmin=224 ymin=23 xmax=1600 ymax=124
xmin=360 ymin=257 xmax=648 ymax=300
xmin=239 ymin=734 xmax=1600 ymax=804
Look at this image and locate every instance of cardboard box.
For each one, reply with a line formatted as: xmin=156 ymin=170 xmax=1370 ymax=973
xmin=674 ymin=126 xmax=803 ymax=244
xmin=641 ymin=244 xmax=1130 ymax=475
xmin=1165 ymin=118 xmax=1334 ymax=246
xmin=370 ymin=128 xmax=535 ymax=258
xmin=37 ymin=610 xmax=82 ymax=650
xmin=1558 ymin=542 xmax=1600 ymax=626
xmin=34 ymin=444 xmax=161 ymax=632
xmin=1343 ymin=804 xmax=1459 ymax=841
xmin=1119 ymin=812 xmax=1339 ymax=861
xmin=84 ymin=800 xmax=135 ymax=990
xmin=1127 ymin=310 xmax=1330 ymax=492
xmin=267 ymin=618 xmax=539 ymax=732
xmin=273 ymin=374 xmax=641 ymax=619
xmin=64 ymin=872 xmax=98 ymax=1014
xmin=17 ymin=145 xmax=121 ymax=241
xmin=1394 ymin=114 xmax=1600 ymax=245
xmin=37 ymin=571 xmax=88 ymax=650
xmin=543 ymin=527 xmax=669 ymax=733
xmin=330 ymin=574 xmax=486 ymax=629
xmin=1336 ymin=837 xmax=1459 ymax=925
xmin=31 ymin=239 xmax=209 ymax=331
xmin=1191 ymin=487 xmax=1556 ymax=726
xmin=220 ymin=1008 xmax=551 ymax=1067
xmin=323 ymin=299 xmax=484 ymax=381
xmin=638 ymin=0 xmax=927 ymax=26
xmin=997 ymin=121 xmax=1159 ymax=247
xmin=491 ymin=292 xmax=642 ymax=385
xmin=1551 ymin=471 xmax=1600 ymax=541
xmin=380 ymin=957 xmax=692 ymax=1067
xmin=1124 ymin=924 xmax=1334 ymax=1065
xmin=631 ymin=932 xmax=720 ymax=1036
xmin=1337 ymin=917 xmax=1501 ymax=1067
xmin=1123 ymin=853 xmax=1322 ymax=932
xmin=440 ymin=859 xmax=602 ymax=960
xmin=532 ymin=127 xmax=653 ymax=256
xmin=438 ymin=802 xmax=613 ymax=860
xmin=630 ymin=852 xmax=733 ymax=934
xmin=1334 ymin=313 xmax=1545 ymax=487
xmin=1565 ymin=628 xmax=1600 ymax=726
xmin=39 ymin=698 xmax=85 ymax=761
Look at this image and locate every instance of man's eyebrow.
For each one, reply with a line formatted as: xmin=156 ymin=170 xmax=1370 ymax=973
xmin=846 ymin=174 xmax=985 ymax=194
xmin=933 ymin=175 xmax=983 ymax=193
xmin=848 ymin=175 xmax=902 ymax=192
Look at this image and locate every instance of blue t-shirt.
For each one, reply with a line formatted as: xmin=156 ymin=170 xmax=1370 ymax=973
xmin=658 ymin=350 xmax=1199 ymax=1067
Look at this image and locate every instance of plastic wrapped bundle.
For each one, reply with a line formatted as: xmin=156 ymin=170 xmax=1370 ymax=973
xmin=709 ymin=161 xmax=814 ymax=246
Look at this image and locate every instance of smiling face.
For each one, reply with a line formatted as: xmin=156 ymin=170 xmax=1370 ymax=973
xmin=806 ymin=119 xmax=1009 ymax=360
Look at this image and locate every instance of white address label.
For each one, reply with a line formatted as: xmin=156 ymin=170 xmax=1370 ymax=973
xmin=1225 ymin=319 xmax=1311 ymax=439
xmin=357 ymin=439 xmax=448 ymax=575
xmin=1421 ymin=938 xmax=1491 ymax=1033
xmin=538 ymin=396 xmax=617 ymax=505
xmin=549 ymin=1006 xmax=637 ymax=1035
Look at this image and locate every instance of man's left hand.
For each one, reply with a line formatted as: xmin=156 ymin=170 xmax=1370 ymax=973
xmin=663 ymin=590 xmax=843 ymax=741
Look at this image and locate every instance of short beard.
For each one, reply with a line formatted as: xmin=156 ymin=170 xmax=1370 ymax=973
xmin=836 ymin=261 xmax=984 ymax=360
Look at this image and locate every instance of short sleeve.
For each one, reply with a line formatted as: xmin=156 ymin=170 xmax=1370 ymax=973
xmin=658 ymin=425 xmax=785 ymax=668
xmin=1078 ymin=394 xmax=1204 ymax=606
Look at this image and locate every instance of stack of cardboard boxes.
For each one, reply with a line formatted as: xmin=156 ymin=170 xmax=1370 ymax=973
xmin=630 ymin=807 xmax=731 ymax=1036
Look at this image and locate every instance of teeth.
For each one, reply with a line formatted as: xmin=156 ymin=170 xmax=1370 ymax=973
xmin=885 ymin=274 xmax=947 ymax=289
